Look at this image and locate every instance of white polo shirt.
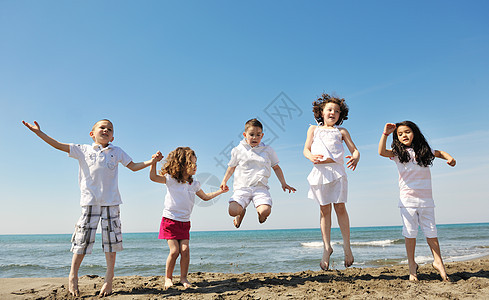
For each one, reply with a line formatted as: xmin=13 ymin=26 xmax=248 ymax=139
xmin=162 ymin=174 xmax=201 ymax=222
xmin=69 ymin=143 xmax=132 ymax=206
xmin=391 ymin=148 xmax=434 ymax=208
xmin=228 ymin=139 xmax=279 ymax=190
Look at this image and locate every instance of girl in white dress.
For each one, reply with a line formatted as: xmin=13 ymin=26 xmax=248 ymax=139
xmin=303 ymin=93 xmax=360 ymax=270
xmin=379 ymin=121 xmax=455 ymax=281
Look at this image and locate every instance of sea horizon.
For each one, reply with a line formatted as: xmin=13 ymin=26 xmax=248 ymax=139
xmin=1 ymin=222 xmax=488 ymax=278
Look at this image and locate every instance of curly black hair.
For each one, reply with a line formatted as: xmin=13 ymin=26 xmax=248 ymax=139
xmin=312 ymin=93 xmax=349 ymax=125
xmin=391 ymin=121 xmax=434 ymax=167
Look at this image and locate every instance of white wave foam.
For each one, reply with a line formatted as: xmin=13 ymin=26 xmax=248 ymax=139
xmin=351 ymin=239 xmax=397 ymax=247
xmin=301 ymin=242 xmax=323 ymax=248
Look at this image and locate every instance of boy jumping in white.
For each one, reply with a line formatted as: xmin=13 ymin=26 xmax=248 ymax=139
xmin=220 ymin=118 xmax=296 ymax=228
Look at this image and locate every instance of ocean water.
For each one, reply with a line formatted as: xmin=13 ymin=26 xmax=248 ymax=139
xmin=1 ymin=223 xmax=488 ymax=278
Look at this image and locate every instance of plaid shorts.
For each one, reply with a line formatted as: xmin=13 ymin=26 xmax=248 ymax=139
xmin=71 ymin=205 xmax=123 ymax=254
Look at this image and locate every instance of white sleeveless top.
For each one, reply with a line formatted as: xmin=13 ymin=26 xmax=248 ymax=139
xmin=310 ymin=126 xmax=344 ymax=164
xmin=307 ymin=126 xmax=347 ymax=186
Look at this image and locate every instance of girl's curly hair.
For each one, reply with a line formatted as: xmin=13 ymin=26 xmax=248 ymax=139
xmin=160 ymin=147 xmax=196 ymax=184
xmin=312 ymin=93 xmax=349 ymax=125
xmin=391 ymin=121 xmax=434 ymax=167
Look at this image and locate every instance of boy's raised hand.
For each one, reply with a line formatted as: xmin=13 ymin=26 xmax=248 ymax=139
xmin=22 ymin=120 xmax=41 ymax=133
xmin=152 ymin=151 xmax=163 ymax=163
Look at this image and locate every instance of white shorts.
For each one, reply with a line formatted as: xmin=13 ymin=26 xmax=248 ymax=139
xmin=400 ymin=207 xmax=437 ymax=239
xmin=71 ymin=205 xmax=123 ymax=254
xmin=229 ymin=186 xmax=272 ymax=209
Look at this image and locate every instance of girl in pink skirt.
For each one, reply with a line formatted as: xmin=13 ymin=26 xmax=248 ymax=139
xmin=150 ymin=147 xmax=228 ymax=289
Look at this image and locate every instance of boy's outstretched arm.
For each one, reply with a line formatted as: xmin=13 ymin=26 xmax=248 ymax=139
xmin=272 ymin=165 xmax=296 ymax=193
xmin=435 ymin=150 xmax=456 ymax=167
xmin=220 ymin=166 xmax=236 ymax=190
xmin=127 ymin=151 xmax=163 ymax=172
xmin=22 ymin=120 xmax=70 ymax=153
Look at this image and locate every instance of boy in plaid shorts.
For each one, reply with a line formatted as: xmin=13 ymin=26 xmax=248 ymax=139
xmin=23 ymin=119 xmax=159 ymax=297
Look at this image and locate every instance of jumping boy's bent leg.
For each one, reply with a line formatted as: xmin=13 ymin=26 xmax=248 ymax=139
xmin=427 ymin=237 xmax=450 ymax=281
xmin=178 ymin=240 xmax=192 ymax=288
xmin=69 ymin=253 xmax=84 ymax=296
xmin=333 ymin=203 xmax=354 ymax=267
xmin=319 ymin=204 xmax=333 ymax=270
xmin=100 ymin=252 xmax=116 ymax=297
xmin=229 ymin=201 xmax=246 ymax=228
xmin=256 ymin=204 xmax=271 ymax=223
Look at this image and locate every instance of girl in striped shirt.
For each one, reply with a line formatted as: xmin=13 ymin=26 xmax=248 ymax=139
xmin=379 ymin=121 xmax=455 ymax=281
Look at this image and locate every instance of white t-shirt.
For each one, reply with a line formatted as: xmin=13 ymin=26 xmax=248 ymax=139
xmin=391 ymin=148 xmax=434 ymax=208
xmin=69 ymin=143 xmax=133 ymax=206
xmin=162 ymin=174 xmax=201 ymax=222
xmin=228 ymin=139 xmax=279 ymax=190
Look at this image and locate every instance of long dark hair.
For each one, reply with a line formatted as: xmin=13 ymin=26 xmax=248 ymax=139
xmin=392 ymin=121 xmax=434 ymax=167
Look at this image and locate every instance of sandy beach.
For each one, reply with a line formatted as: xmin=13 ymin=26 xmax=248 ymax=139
xmin=1 ymin=258 xmax=488 ymax=299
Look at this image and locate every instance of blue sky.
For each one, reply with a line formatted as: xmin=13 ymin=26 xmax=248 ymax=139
xmin=1 ymin=1 xmax=488 ymax=234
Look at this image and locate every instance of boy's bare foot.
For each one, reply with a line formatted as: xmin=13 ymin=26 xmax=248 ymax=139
xmin=68 ymin=275 xmax=80 ymax=297
xmin=99 ymin=281 xmax=112 ymax=297
xmin=432 ymin=262 xmax=450 ymax=281
xmin=233 ymin=209 xmax=246 ymax=228
xmin=180 ymin=278 xmax=192 ymax=289
xmin=320 ymin=248 xmax=334 ymax=270
xmin=163 ymin=277 xmax=173 ymax=290
xmin=344 ymin=247 xmax=354 ymax=268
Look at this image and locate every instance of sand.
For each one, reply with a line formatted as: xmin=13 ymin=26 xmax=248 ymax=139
xmin=1 ymin=258 xmax=488 ymax=299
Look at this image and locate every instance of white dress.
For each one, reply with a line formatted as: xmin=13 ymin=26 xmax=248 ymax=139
xmin=307 ymin=126 xmax=348 ymax=205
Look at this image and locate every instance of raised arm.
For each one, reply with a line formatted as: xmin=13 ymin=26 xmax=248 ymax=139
xmin=22 ymin=120 xmax=70 ymax=153
xmin=127 ymin=150 xmax=163 ymax=172
xmin=196 ymin=185 xmax=229 ymax=201
xmin=434 ymin=150 xmax=456 ymax=167
xmin=303 ymin=125 xmax=324 ymax=163
xmin=149 ymin=152 xmax=166 ymax=183
xmin=378 ymin=123 xmax=396 ymax=158
xmin=339 ymin=127 xmax=360 ymax=171
xmin=272 ymin=164 xmax=296 ymax=193
xmin=220 ymin=166 xmax=236 ymax=190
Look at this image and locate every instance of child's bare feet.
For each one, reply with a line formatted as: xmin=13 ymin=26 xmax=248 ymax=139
xmin=320 ymin=248 xmax=333 ymax=270
xmin=409 ymin=263 xmax=419 ymax=281
xmin=343 ymin=246 xmax=354 ymax=268
xmin=68 ymin=274 xmax=80 ymax=297
xmin=180 ymin=278 xmax=192 ymax=289
xmin=233 ymin=209 xmax=246 ymax=228
xmin=163 ymin=277 xmax=173 ymax=290
xmin=432 ymin=261 xmax=450 ymax=281
xmin=99 ymin=281 xmax=112 ymax=297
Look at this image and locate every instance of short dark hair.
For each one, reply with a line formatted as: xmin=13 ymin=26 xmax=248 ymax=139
xmin=244 ymin=118 xmax=263 ymax=131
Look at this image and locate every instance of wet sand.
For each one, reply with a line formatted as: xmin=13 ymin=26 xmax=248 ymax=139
xmin=1 ymin=258 xmax=488 ymax=299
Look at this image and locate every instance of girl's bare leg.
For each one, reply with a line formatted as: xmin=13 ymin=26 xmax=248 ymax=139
xmin=229 ymin=201 xmax=246 ymax=228
xmin=100 ymin=252 xmax=116 ymax=297
xmin=178 ymin=240 xmax=192 ymax=288
xmin=256 ymin=204 xmax=271 ymax=224
xmin=427 ymin=237 xmax=449 ymax=281
xmin=69 ymin=253 xmax=84 ymax=296
xmin=334 ymin=203 xmax=354 ymax=267
xmin=319 ymin=204 xmax=334 ymax=270
xmin=405 ymin=237 xmax=418 ymax=281
xmin=165 ymin=240 xmax=180 ymax=290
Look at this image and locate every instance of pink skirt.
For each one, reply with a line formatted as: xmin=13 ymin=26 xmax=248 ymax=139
xmin=158 ymin=217 xmax=191 ymax=240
